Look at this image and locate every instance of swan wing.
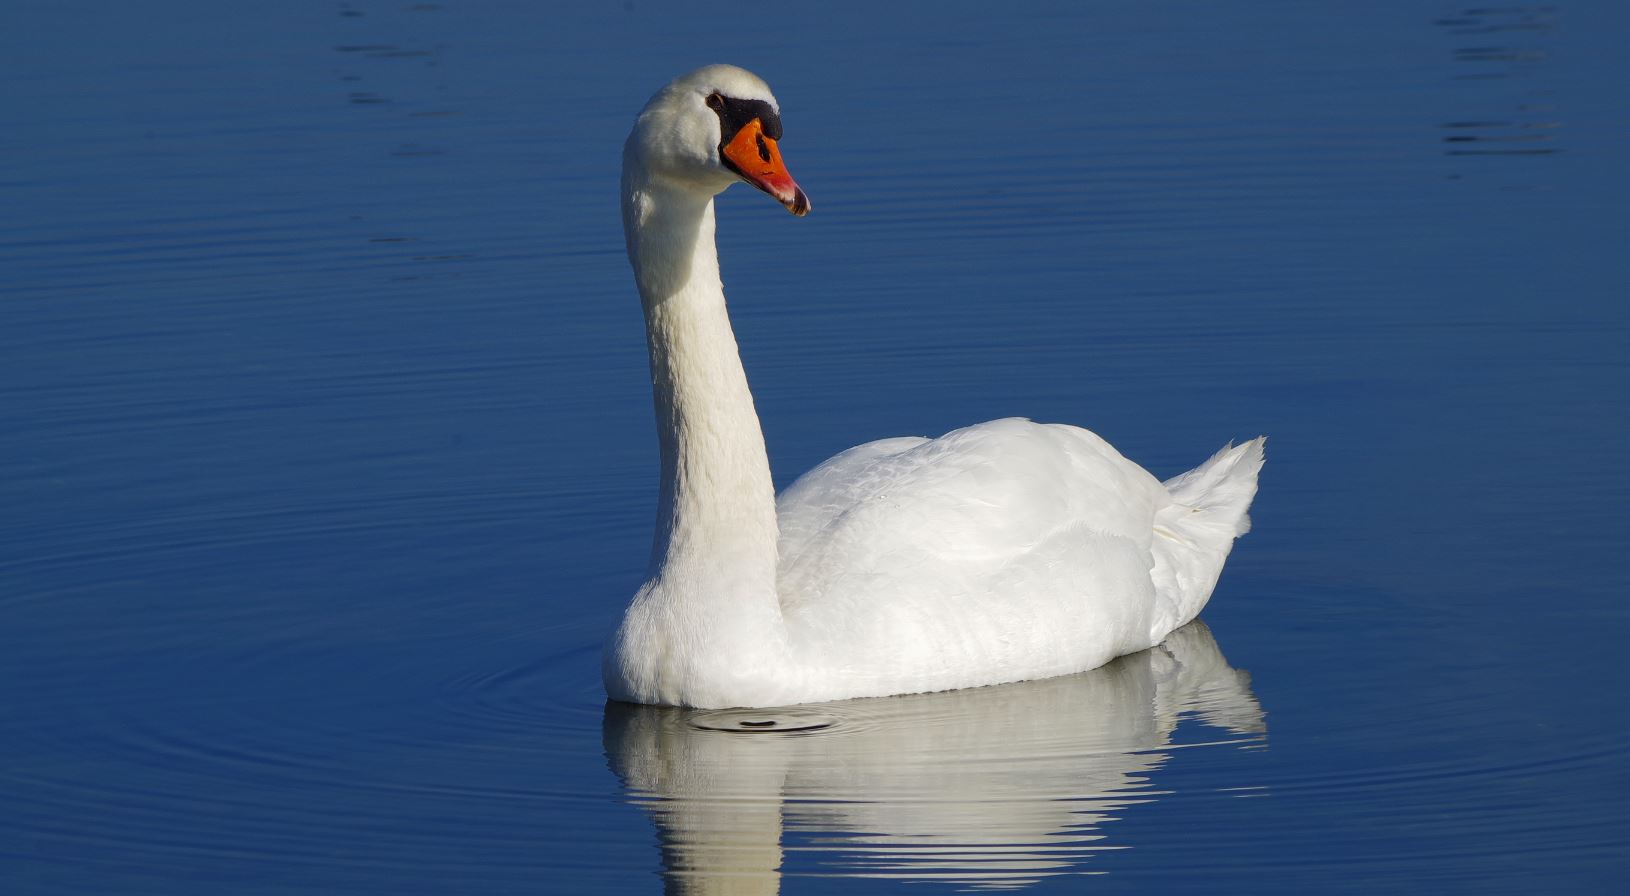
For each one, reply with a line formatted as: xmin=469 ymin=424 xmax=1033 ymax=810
xmin=775 ymin=434 xmax=931 ymax=569
xmin=773 ymin=419 xmax=1177 ymax=693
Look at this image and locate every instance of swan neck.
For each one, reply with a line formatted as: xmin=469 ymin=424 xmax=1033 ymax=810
xmin=622 ymin=169 xmax=780 ymax=589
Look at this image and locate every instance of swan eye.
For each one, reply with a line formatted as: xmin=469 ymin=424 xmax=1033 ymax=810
xmin=704 ymin=92 xmax=784 ymax=147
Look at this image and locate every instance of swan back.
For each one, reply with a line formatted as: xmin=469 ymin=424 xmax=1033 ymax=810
xmin=772 ymin=419 xmax=1176 ymax=699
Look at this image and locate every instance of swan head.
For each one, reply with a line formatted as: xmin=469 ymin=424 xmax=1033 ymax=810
xmin=626 ymin=64 xmax=810 ymax=216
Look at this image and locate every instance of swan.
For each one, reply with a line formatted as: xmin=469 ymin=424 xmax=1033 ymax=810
xmin=604 ymin=64 xmax=1265 ymax=709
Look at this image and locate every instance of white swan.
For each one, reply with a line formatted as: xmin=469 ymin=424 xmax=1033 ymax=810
xmin=604 ymin=64 xmax=1265 ymax=709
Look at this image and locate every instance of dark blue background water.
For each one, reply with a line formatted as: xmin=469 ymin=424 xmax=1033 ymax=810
xmin=5 ymin=2 xmax=1628 ymax=893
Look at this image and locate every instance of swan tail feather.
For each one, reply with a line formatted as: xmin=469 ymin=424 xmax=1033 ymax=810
xmin=1147 ymin=437 xmax=1266 ymax=637
xmin=1161 ymin=436 xmax=1267 ymax=539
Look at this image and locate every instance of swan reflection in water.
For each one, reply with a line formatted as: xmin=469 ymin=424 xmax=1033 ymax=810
xmin=604 ymin=621 xmax=1264 ymax=893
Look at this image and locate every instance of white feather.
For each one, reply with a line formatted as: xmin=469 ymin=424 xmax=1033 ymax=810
xmin=604 ymin=66 xmax=1266 ymax=708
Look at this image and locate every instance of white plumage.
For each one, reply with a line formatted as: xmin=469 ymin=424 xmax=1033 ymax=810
xmin=604 ymin=65 xmax=1265 ymax=709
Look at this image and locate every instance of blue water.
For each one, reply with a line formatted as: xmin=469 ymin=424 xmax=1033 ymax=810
xmin=5 ymin=2 xmax=1628 ymax=893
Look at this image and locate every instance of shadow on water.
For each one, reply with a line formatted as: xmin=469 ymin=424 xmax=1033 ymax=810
xmin=604 ymin=622 xmax=1264 ymax=893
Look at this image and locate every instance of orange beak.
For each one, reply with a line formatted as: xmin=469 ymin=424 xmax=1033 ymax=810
xmin=721 ymin=118 xmax=810 ymax=216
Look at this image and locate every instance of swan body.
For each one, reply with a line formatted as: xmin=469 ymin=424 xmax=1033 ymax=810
xmin=604 ymin=65 xmax=1265 ymax=709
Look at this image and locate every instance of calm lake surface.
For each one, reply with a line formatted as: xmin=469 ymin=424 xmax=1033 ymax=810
xmin=5 ymin=2 xmax=1628 ymax=893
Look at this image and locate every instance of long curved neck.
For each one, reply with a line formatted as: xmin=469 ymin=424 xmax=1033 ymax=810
xmin=623 ymin=164 xmax=781 ymax=611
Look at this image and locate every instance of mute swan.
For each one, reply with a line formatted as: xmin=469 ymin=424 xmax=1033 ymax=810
xmin=605 ymin=64 xmax=1265 ymax=709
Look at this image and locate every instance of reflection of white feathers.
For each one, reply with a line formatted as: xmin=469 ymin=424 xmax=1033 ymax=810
xmin=605 ymin=622 xmax=1264 ymax=893
xmin=606 ymin=64 xmax=1266 ymax=708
